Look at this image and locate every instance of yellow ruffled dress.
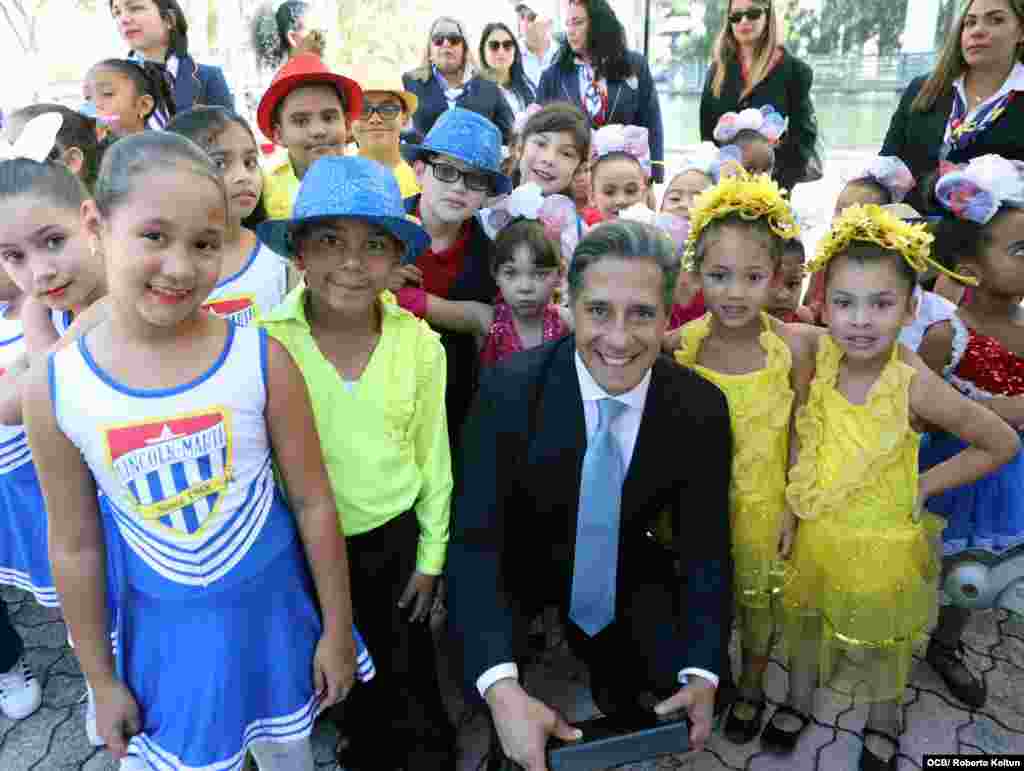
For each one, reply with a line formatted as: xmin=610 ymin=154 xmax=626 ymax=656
xmin=784 ymin=336 xmax=943 ymax=701
xmin=674 ymin=313 xmax=794 ymax=655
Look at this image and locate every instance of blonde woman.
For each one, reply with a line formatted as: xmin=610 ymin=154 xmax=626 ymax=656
xmin=698 ymin=0 xmax=818 ymax=192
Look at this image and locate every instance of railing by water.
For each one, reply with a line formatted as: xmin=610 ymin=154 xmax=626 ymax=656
xmin=655 ymin=51 xmax=939 ymax=95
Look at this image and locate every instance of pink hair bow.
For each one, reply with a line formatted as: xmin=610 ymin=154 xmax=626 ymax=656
xmin=844 ymin=156 xmax=915 ymax=203
xmin=481 ymin=182 xmax=581 ymax=255
xmin=935 ymin=154 xmax=1024 ymax=225
xmin=591 ymin=124 xmax=652 ymax=175
xmin=713 ymin=105 xmax=787 ymax=145
xmin=617 ymin=204 xmax=690 ymax=257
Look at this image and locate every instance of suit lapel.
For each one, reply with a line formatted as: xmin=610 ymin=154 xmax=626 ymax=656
xmin=528 ymin=340 xmax=587 ymax=516
xmin=174 ymin=55 xmax=197 ymax=111
xmin=561 ymin=67 xmax=583 ymax=108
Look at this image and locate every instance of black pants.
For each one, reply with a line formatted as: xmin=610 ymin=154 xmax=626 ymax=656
xmin=0 ymin=600 xmax=23 ymax=673
xmin=342 ymin=512 xmax=454 ymax=769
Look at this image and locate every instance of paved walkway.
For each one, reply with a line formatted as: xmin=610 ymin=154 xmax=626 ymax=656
xmin=2 ymin=581 xmax=1021 ymax=771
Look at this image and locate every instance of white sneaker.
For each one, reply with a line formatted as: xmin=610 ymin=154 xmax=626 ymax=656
xmin=85 ymin=683 xmax=104 ymax=746
xmin=0 ymin=657 xmax=42 ymax=720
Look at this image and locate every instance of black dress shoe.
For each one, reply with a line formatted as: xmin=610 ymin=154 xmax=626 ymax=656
xmin=723 ymin=698 xmax=766 ymax=744
xmin=926 ymin=638 xmax=987 ymax=709
xmin=760 ymin=705 xmax=811 ymax=754
xmin=860 ymin=728 xmax=899 ymax=771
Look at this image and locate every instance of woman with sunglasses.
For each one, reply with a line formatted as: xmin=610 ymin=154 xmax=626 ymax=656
xmin=535 ymin=0 xmax=665 ymax=182
xmin=479 ymin=22 xmax=537 ymax=120
xmin=402 ymin=17 xmax=515 ymax=145
xmin=698 ymin=0 xmax=818 ymax=193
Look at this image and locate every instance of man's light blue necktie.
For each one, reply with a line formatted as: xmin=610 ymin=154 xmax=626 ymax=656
xmin=570 ymin=397 xmax=628 ymax=637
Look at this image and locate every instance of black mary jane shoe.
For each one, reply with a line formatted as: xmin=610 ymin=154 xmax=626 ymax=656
xmin=760 ymin=705 xmax=811 ymax=753
xmin=860 ymin=728 xmax=899 ymax=771
xmin=723 ymin=698 xmax=767 ymax=744
xmin=926 ymin=638 xmax=987 ymax=709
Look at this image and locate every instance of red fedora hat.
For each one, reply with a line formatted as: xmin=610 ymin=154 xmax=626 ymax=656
xmin=257 ymin=54 xmax=364 ymax=140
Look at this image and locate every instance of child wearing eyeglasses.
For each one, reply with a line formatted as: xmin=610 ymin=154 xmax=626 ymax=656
xmin=394 ymin=108 xmax=512 ymax=453
xmin=349 ymin=66 xmax=422 ymax=197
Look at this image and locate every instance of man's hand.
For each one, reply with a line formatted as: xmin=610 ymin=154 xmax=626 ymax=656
xmin=654 ymin=675 xmax=716 ymax=752
xmin=486 ymin=679 xmax=582 ymax=771
xmin=397 ymin=570 xmax=437 ymax=623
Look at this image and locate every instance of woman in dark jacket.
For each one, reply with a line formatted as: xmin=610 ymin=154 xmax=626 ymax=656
xmin=699 ymin=0 xmax=817 ymax=192
xmin=402 ymin=16 xmax=515 ymax=144
xmin=110 ymin=0 xmax=234 ymax=116
xmin=536 ymin=0 xmax=664 ymax=182
xmin=881 ymin=0 xmax=1024 ymax=215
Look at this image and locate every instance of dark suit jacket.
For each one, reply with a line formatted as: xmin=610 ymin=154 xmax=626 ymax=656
xmin=447 ymin=337 xmax=734 ymax=699
xmin=881 ymin=74 xmax=1024 ymax=214
xmin=402 ymin=68 xmax=515 ymax=145
xmin=174 ymin=55 xmax=235 ymax=113
xmin=699 ymin=49 xmax=817 ymax=193
xmin=403 ymin=195 xmax=497 ymax=447
xmin=536 ymin=49 xmax=665 ymax=182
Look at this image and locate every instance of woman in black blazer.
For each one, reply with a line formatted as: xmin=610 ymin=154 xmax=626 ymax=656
xmin=402 ymin=16 xmax=515 ymax=145
xmin=536 ymin=0 xmax=665 ymax=182
xmin=881 ymin=0 xmax=1024 ymax=215
xmin=698 ymin=0 xmax=817 ymax=192
xmin=110 ymin=0 xmax=234 ymax=115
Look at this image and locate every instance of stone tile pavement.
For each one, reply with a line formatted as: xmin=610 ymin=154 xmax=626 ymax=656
xmin=2 ymin=583 xmax=1021 ymax=770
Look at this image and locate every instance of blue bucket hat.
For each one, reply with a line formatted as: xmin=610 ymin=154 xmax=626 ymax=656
xmin=257 ymin=157 xmax=431 ymax=264
xmin=402 ymin=108 xmax=512 ymax=195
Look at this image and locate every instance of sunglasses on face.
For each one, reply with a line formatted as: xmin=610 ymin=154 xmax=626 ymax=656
xmin=432 ymin=34 xmax=463 ymax=47
xmin=729 ymin=7 xmax=765 ymax=24
xmin=361 ymin=103 xmax=403 ymax=120
xmin=425 ymin=160 xmax=492 ymax=193
xmin=488 ymin=39 xmax=516 ymax=52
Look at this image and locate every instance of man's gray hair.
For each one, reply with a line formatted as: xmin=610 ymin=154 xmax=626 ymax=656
xmin=567 ymin=220 xmax=680 ymax=309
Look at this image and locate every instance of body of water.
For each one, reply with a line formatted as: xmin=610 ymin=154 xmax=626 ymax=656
xmin=660 ymin=89 xmax=904 ymax=151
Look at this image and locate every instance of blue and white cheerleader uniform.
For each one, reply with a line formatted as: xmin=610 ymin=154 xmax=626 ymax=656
xmin=202 ymin=239 xmax=288 ymax=327
xmin=0 ymin=307 xmax=58 ymax=606
xmin=50 ymin=323 xmax=372 ymax=770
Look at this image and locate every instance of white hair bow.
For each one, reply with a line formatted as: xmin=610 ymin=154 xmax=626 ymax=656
xmin=0 ymin=113 xmax=63 ymax=164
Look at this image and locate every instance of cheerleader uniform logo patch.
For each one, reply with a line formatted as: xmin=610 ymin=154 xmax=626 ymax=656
xmin=204 ymin=295 xmax=256 ymax=326
xmin=104 ymin=409 xmax=234 ymax=536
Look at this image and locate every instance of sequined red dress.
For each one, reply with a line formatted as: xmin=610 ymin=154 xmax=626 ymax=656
xmin=478 ymin=301 xmax=570 ymax=367
xmin=919 ymin=315 xmax=1024 ymax=555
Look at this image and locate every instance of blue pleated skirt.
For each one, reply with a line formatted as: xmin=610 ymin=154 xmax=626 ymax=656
xmin=920 ymin=432 xmax=1024 ymax=556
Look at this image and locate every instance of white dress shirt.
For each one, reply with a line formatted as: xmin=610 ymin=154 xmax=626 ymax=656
xmin=520 ymin=36 xmax=557 ymax=91
xmin=476 ymin=353 xmax=718 ymax=697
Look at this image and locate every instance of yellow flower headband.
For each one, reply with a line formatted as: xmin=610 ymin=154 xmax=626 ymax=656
xmin=807 ymin=203 xmax=978 ymax=286
xmin=682 ymin=170 xmax=800 ymax=270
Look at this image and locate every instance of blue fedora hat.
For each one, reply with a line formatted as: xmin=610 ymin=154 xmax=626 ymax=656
xmin=257 ymin=157 xmax=430 ymax=264
xmin=402 ymin=108 xmax=512 ymax=194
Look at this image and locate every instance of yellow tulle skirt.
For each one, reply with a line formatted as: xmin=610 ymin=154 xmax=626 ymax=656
xmin=782 ymin=510 xmax=945 ymax=702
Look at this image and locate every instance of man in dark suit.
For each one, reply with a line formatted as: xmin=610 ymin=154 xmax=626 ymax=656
xmin=447 ymin=220 xmax=733 ymax=770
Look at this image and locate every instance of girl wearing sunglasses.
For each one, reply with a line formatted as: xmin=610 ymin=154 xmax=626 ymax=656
xmin=699 ymin=0 xmax=820 ymax=193
xmin=479 ymin=22 xmax=538 ymax=120
xmin=402 ymin=17 xmax=515 ymax=145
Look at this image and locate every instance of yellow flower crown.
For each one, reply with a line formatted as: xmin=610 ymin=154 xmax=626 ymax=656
xmin=682 ymin=171 xmax=800 ymax=270
xmin=807 ymin=203 xmax=978 ymax=285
